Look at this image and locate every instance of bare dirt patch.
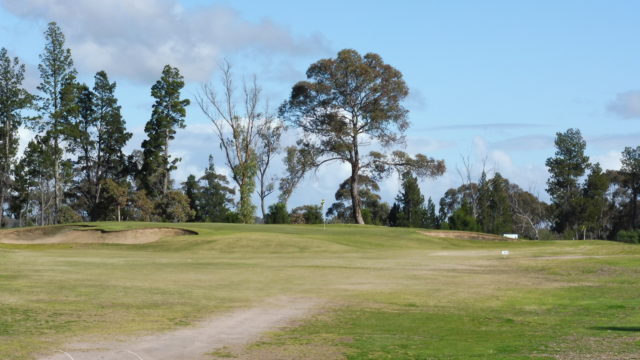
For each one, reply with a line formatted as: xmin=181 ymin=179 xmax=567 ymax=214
xmin=37 ymin=297 xmax=322 ymax=360
xmin=551 ymin=333 xmax=640 ymax=360
xmin=420 ymin=230 xmax=509 ymax=241
xmin=0 ymin=226 xmax=195 ymax=244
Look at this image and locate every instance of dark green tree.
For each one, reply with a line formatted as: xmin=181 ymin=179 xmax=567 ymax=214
xmin=476 ymin=171 xmax=491 ymax=233
xmin=387 ymin=202 xmax=401 ymax=227
xmin=423 ymin=197 xmax=439 ymax=229
xmin=280 ymin=49 xmax=445 ymax=224
xmin=100 ymin=178 xmax=129 ymax=222
xmin=545 ymin=128 xmax=590 ymax=237
xmin=578 ymin=163 xmax=610 ymax=239
xmin=448 ymin=200 xmax=480 ymax=232
xmin=20 ymin=136 xmax=56 ymax=225
xmin=198 ymin=156 xmax=235 ymax=222
xmin=326 ymin=175 xmax=389 ymax=224
xmin=158 ymin=190 xmax=195 ymax=222
xmin=487 ymin=173 xmax=513 ymax=235
xmin=290 ymin=205 xmax=323 ymax=224
xmin=265 ymin=203 xmax=289 ymax=224
xmin=66 ymin=71 xmax=131 ymax=220
xmin=395 ymin=171 xmax=426 ymax=227
xmin=9 ymin=159 xmax=32 ymax=226
xmin=182 ymin=174 xmax=201 ymax=221
xmin=140 ymin=65 xmax=189 ymax=198
xmin=36 ymin=21 xmax=77 ymax=223
xmin=0 ymin=48 xmax=33 ymax=225
xmin=130 ymin=190 xmax=156 ymax=222
xmin=620 ymin=146 xmax=640 ymax=229
xmin=438 ymin=183 xmax=478 ymax=225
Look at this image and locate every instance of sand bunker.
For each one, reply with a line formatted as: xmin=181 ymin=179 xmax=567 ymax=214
xmin=420 ymin=230 xmax=508 ymax=241
xmin=0 ymin=226 xmax=196 ymax=244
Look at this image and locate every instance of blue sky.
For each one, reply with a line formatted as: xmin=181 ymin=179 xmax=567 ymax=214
xmin=0 ymin=0 xmax=639 ymax=211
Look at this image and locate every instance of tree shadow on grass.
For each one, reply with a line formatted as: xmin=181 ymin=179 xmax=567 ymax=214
xmin=590 ymin=326 xmax=640 ymax=332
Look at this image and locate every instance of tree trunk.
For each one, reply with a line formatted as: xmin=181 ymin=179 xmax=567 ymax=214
xmin=40 ymin=190 xmax=45 ymax=226
xmin=163 ymin=129 xmax=169 ymax=195
xmin=117 ymin=205 xmax=121 ymax=222
xmin=632 ymin=184 xmax=638 ymax=229
xmin=349 ymin=168 xmax=364 ymax=225
xmin=0 ymin=117 xmax=8 ymax=227
xmin=53 ymin=136 xmax=60 ymax=224
xmin=259 ymin=170 xmax=266 ymax=220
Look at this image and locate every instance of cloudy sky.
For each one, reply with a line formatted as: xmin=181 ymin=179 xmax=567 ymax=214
xmin=1 ymin=0 xmax=639 ymax=211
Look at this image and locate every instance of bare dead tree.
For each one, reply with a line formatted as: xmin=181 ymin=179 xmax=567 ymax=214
xmin=255 ymin=109 xmax=284 ymax=219
xmin=196 ymin=61 xmax=273 ymax=223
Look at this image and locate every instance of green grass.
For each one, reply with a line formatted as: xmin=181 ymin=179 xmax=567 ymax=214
xmin=1 ymin=222 xmax=639 ymax=359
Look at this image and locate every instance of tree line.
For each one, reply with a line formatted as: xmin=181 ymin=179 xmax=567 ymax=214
xmin=0 ymin=22 xmax=441 ymax=228
xmin=0 ymin=22 xmax=638 ymax=243
xmin=320 ymin=128 xmax=638 ymax=243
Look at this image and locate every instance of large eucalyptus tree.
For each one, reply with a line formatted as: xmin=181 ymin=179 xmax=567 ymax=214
xmin=280 ymin=49 xmax=445 ymax=224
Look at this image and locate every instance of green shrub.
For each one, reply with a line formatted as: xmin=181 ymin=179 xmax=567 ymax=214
xmin=266 ymin=203 xmax=289 ymax=224
xmin=616 ymin=230 xmax=639 ymax=244
xmin=290 ymin=205 xmax=323 ymax=224
xmin=57 ymin=206 xmax=82 ymax=224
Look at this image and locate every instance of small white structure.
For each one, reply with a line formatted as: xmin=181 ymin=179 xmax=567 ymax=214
xmin=503 ymin=233 xmax=519 ymax=240
xmin=501 ymin=250 xmax=510 ymax=256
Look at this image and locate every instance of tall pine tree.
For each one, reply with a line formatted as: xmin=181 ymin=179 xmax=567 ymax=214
xmin=198 ymin=156 xmax=235 ymax=222
xmin=579 ymin=163 xmax=610 ymax=239
xmin=488 ymin=173 xmax=513 ymax=235
xmin=0 ymin=48 xmax=33 ymax=226
xmin=423 ymin=197 xmax=439 ymax=229
xmin=546 ymin=128 xmax=590 ymax=237
xmin=67 ymin=71 xmax=131 ymax=219
xmin=396 ymin=171 xmax=426 ymax=227
xmin=36 ymin=22 xmax=76 ymax=223
xmin=620 ymin=146 xmax=640 ymax=230
xmin=140 ymin=65 xmax=189 ymax=198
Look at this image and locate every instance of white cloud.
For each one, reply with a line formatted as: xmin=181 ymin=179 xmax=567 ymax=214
xmin=0 ymin=0 xmax=328 ymax=82
xmin=593 ymin=151 xmax=621 ymax=171
xmin=608 ymin=90 xmax=640 ymax=119
xmin=492 ymin=134 xmax=554 ymax=151
xmin=488 ymin=149 xmax=513 ymax=173
xmin=17 ymin=126 xmax=35 ymax=157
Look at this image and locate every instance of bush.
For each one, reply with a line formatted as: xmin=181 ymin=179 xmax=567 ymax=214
xmin=361 ymin=208 xmax=373 ymax=225
xmin=58 ymin=206 xmax=82 ymax=224
xmin=158 ymin=191 xmax=195 ymax=222
xmin=225 ymin=211 xmax=242 ymax=223
xmin=616 ymin=230 xmax=639 ymax=244
xmin=265 ymin=203 xmax=289 ymax=224
xmin=448 ymin=201 xmax=480 ymax=232
xmin=290 ymin=205 xmax=323 ymax=224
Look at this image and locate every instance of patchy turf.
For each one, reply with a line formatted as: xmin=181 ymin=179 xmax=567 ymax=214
xmin=0 ymin=223 xmax=638 ymax=359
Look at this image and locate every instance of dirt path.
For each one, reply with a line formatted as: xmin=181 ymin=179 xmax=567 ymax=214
xmin=38 ymin=297 xmax=321 ymax=360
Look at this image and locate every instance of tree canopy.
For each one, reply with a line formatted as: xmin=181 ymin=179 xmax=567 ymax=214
xmin=280 ymin=49 xmax=445 ymax=224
